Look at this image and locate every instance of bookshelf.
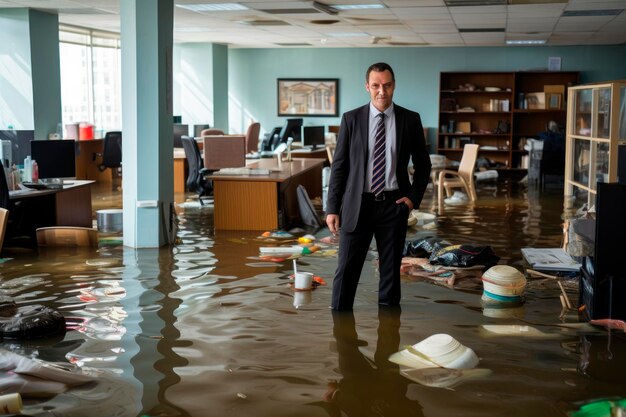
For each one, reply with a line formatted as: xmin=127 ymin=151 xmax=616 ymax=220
xmin=438 ymin=71 xmax=579 ymax=171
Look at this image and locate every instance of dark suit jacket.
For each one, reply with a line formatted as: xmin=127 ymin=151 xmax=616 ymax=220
xmin=326 ymin=103 xmax=431 ymax=233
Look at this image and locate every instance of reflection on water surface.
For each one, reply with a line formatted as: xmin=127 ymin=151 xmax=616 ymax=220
xmin=1 ymin=181 xmax=625 ymax=417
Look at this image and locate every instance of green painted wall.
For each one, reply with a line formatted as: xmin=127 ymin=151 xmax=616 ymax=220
xmin=29 ymin=9 xmax=61 ymax=140
xmin=229 ymin=45 xmax=626 ymax=141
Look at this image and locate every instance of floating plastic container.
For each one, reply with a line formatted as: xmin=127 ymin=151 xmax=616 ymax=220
xmin=481 ymin=265 xmax=526 ymax=302
xmin=389 ymin=333 xmax=479 ymax=370
xmin=65 ymin=123 xmax=79 ymax=140
xmin=97 ymin=209 xmax=123 ymax=233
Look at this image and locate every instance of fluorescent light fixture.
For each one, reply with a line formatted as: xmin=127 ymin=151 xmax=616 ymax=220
xmin=506 ymin=39 xmax=547 ymax=45
xmin=176 ymin=3 xmax=248 ymax=12
xmin=325 ymin=32 xmax=369 ymax=37
xmin=333 ymin=4 xmax=385 ymax=10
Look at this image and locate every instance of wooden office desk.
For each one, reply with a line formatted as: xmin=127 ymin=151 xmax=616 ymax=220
xmin=290 ymin=147 xmax=329 ymax=164
xmin=174 ymin=148 xmax=187 ymax=193
xmin=9 ymin=180 xmax=94 ymax=228
xmin=209 ymin=158 xmax=324 ymax=230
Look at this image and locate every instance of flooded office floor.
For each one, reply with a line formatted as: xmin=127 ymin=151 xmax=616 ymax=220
xmin=1 ymin=179 xmax=625 ymax=417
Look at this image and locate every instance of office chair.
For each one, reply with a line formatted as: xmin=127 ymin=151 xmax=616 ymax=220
xmin=94 ymin=131 xmax=122 ymax=172
xmin=244 ymin=122 xmax=261 ymax=154
xmin=0 ymin=166 xmax=33 ymax=245
xmin=181 ymin=136 xmax=212 ymax=205
xmin=200 ymin=128 xmax=224 ymax=136
xmin=36 ymin=226 xmax=98 ymax=247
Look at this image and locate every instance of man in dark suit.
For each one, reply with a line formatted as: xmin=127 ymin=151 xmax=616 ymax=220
xmin=326 ymin=62 xmax=431 ymax=310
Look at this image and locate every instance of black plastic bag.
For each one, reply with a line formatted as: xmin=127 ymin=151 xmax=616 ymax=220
xmin=0 ymin=304 xmax=66 ymax=340
xmin=429 ymin=244 xmax=500 ymax=268
xmin=403 ymin=237 xmax=452 ymax=258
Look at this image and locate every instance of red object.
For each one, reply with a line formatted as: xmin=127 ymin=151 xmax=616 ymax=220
xmin=79 ymin=123 xmax=94 ymax=140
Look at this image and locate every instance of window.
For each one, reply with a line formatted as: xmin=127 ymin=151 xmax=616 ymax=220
xmin=59 ymin=25 xmax=121 ymax=134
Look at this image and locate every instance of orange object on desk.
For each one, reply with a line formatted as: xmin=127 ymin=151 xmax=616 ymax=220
xmin=79 ymin=123 xmax=94 ymax=140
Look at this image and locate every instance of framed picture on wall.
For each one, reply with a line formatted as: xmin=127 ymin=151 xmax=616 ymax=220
xmin=277 ymin=78 xmax=339 ymax=116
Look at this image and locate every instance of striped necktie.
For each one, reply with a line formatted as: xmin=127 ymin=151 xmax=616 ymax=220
xmin=371 ymin=112 xmax=386 ymax=197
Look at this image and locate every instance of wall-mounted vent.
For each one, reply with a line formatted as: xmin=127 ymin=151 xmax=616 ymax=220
xmin=274 ymin=42 xmax=312 ymax=46
xmin=562 ymin=9 xmax=624 ymax=17
xmin=459 ymin=28 xmax=505 ymax=32
xmin=444 ymin=0 xmax=506 ymax=6
xmin=239 ymin=20 xmax=291 ymax=26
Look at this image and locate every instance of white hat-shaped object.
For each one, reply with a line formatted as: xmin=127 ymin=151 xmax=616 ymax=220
xmin=389 ymin=334 xmax=479 ymax=370
xmin=482 ymin=265 xmax=526 ymax=299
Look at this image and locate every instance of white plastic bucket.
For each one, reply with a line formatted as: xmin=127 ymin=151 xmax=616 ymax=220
xmin=97 ymin=209 xmax=123 ymax=233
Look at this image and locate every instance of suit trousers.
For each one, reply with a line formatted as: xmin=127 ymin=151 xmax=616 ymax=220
xmin=332 ymin=191 xmax=410 ymax=310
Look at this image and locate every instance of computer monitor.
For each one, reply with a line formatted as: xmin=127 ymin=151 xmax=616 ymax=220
xmin=173 ymin=115 xmax=182 ymax=124
xmin=277 ymin=118 xmax=303 ymax=147
xmin=30 ymin=139 xmax=76 ymax=180
xmin=173 ymin=124 xmax=189 ymax=148
xmin=193 ymin=124 xmax=211 ymax=138
xmin=303 ymin=126 xmax=325 ymax=150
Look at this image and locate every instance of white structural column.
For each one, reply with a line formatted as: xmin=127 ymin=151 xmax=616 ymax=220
xmin=121 ymin=0 xmax=174 ymax=248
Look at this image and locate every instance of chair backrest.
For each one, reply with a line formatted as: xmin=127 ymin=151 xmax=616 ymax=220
xmin=458 ymin=144 xmax=480 ymax=182
xmin=36 ymin=226 xmax=98 ymax=247
xmin=200 ymin=128 xmax=224 ymax=136
xmin=181 ymin=136 xmax=204 ymax=192
xmin=0 ymin=207 xmax=8 ymax=253
xmin=102 ymin=131 xmax=122 ymax=168
xmin=203 ymin=135 xmax=246 ymax=171
xmin=245 ymin=122 xmax=261 ymax=154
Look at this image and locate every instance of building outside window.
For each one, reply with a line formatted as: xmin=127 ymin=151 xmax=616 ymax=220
xmin=59 ymin=25 xmax=121 ymax=136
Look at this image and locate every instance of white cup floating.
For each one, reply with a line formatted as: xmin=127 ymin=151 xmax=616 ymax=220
xmin=294 ymin=272 xmax=314 ymax=291
xmin=293 ymin=291 xmax=312 ymax=308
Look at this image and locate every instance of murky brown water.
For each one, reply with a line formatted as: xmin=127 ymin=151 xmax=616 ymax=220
xmin=1 ymin=179 xmax=625 ymax=417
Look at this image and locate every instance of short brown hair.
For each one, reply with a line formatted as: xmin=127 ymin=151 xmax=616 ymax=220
xmin=366 ymin=62 xmax=395 ymax=82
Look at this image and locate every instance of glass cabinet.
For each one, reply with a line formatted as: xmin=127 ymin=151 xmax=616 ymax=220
xmin=565 ymin=81 xmax=626 ymax=212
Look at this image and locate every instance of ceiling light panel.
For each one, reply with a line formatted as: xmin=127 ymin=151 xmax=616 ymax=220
xmin=505 ymin=39 xmax=547 ymax=44
xmin=176 ymin=3 xmax=249 ymax=12
xmin=332 ymin=4 xmax=386 ymax=10
xmin=562 ymin=9 xmax=624 ymax=17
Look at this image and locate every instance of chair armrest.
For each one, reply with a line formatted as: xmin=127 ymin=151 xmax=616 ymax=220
xmin=199 ymin=168 xmax=211 ymax=177
xmin=437 ymin=169 xmax=460 ymax=181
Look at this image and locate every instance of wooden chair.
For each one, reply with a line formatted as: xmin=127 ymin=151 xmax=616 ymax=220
xmin=437 ymin=144 xmax=479 ymax=207
xmin=200 ymin=128 xmax=224 ymax=136
xmin=244 ymin=122 xmax=261 ymax=154
xmin=326 ymin=144 xmax=336 ymax=164
xmin=0 ymin=208 xmax=8 ymax=253
xmin=36 ymin=227 xmax=99 ymax=247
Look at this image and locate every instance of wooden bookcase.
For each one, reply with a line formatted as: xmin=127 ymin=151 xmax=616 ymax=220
xmin=438 ymin=71 xmax=579 ymax=171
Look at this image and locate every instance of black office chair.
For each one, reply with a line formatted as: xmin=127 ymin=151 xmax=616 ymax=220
xmin=94 ymin=131 xmax=122 ymax=172
xmin=181 ymin=136 xmax=212 ymax=205
xmin=0 ymin=166 xmax=34 ymax=246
